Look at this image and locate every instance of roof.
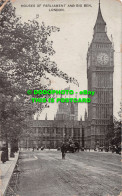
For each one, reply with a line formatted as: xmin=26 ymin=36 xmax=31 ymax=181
xmin=92 ymin=2 xmax=111 ymax=44
xmin=28 ymin=120 xmax=83 ymax=128
xmin=95 ymin=3 xmax=106 ymax=26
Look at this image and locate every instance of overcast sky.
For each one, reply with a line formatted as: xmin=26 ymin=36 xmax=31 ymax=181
xmin=13 ymin=0 xmax=122 ymax=120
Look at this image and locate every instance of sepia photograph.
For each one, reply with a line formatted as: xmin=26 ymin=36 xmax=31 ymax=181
xmin=0 ymin=0 xmax=121 ymax=195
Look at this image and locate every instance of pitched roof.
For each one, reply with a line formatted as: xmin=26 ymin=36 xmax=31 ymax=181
xmin=95 ymin=2 xmax=106 ymax=26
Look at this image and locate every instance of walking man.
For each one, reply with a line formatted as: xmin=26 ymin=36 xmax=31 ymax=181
xmin=61 ymin=143 xmax=66 ymax=159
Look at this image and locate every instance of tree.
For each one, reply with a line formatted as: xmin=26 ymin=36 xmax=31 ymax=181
xmin=105 ymin=110 xmax=121 ymax=151
xmin=0 ymin=0 xmax=78 ymax=91
xmin=0 ymin=0 xmax=79 ymax=157
xmin=0 ymin=0 xmax=78 ymax=108
xmin=112 ymin=103 xmax=121 ymax=148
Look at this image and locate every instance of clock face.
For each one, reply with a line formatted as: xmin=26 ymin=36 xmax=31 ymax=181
xmin=97 ymin=53 xmax=109 ymax=65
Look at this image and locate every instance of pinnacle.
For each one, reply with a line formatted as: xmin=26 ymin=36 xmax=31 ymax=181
xmin=96 ymin=2 xmax=106 ymax=25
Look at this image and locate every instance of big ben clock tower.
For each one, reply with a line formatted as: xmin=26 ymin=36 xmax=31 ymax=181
xmin=86 ymin=1 xmax=114 ymax=148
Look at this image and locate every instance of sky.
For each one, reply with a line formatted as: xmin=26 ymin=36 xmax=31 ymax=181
xmin=13 ymin=0 xmax=122 ymax=120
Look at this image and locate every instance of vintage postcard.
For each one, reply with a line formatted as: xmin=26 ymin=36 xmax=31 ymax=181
xmin=0 ymin=0 xmax=121 ymax=196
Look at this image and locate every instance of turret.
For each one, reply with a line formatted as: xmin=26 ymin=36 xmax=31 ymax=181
xmin=45 ymin=113 xmax=47 ymax=120
xmin=84 ymin=109 xmax=87 ymax=121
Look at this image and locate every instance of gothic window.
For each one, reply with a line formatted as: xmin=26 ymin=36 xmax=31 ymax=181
xmin=105 ymin=74 xmax=107 ymax=87
xmin=99 ymin=73 xmax=101 ymax=87
xmin=101 ymin=91 xmax=104 ymax=103
xmin=99 ymin=73 xmax=100 ymax=87
xmin=105 ymin=108 xmax=107 ymax=118
xmin=101 ymin=108 xmax=103 ymax=118
xmin=106 ymin=93 xmax=108 ymax=103
xmin=100 ymin=91 xmax=101 ymax=103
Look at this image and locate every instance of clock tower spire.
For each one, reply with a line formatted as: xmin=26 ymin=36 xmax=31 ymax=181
xmin=94 ymin=0 xmax=106 ymax=33
xmin=93 ymin=1 xmax=111 ymax=43
xmin=86 ymin=1 xmax=114 ymax=149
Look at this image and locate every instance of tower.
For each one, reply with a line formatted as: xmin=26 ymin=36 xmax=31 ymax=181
xmin=45 ymin=113 xmax=47 ymax=120
xmin=55 ymin=87 xmax=78 ymax=121
xmin=87 ymin=1 xmax=114 ymax=148
xmin=55 ymin=101 xmax=78 ymax=121
xmin=84 ymin=109 xmax=88 ymax=121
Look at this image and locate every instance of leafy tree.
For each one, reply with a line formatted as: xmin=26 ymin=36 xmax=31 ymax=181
xmin=112 ymin=103 xmax=121 ymax=148
xmin=0 ymin=0 xmax=78 ymax=157
xmin=0 ymin=0 xmax=78 ymax=114
xmin=105 ymin=110 xmax=121 ymax=150
xmin=0 ymin=0 xmax=78 ymax=92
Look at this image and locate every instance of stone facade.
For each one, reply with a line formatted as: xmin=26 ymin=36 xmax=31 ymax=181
xmin=20 ymin=91 xmax=82 ymax=149
xmin=85 ymin=2 xmax=114 ymax=148
xmin=55 ymin=101 xmax=78 ymax=121
xmin=20 ymin=120 xmax=83 ymax=149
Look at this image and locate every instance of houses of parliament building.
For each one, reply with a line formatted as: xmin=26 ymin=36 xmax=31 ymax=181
xmin=20 ymin=2 xmax=114 ymax=149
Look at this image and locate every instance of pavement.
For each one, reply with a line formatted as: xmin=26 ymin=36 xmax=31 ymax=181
xmin=17 ymin=150 xmax=121 ymax=196
xmin=0 ymin=151 xmax=19 ymax=196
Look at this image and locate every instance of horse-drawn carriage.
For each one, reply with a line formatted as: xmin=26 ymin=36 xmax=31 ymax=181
xmin=65 ymin=141 xmax=80 ymax=153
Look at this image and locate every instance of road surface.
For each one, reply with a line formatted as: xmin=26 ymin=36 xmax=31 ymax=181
xmin=17 ymin=150 xmax=121 ymax=196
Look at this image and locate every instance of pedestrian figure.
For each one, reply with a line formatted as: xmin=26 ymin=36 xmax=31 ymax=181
xmin=61 ymin=143 xmax=66 ymax=159
xmin=1 ymin=151 xmax=6 ymax=163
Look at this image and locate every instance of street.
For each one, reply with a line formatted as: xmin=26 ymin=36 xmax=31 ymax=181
xmin=17 ymin=150 xmax=121 ymax=196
